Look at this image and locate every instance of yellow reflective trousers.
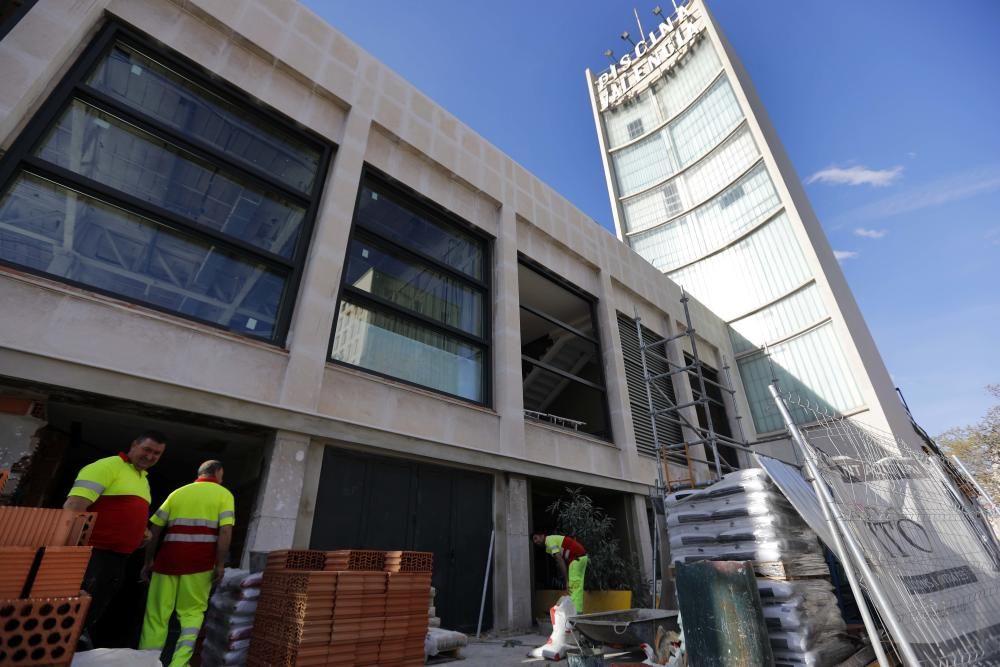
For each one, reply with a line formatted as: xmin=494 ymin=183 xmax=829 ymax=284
xmin=139 ymin=570 xmax=213 ymax=667
xmin=568 ymin=555 xmax=589 ymax=613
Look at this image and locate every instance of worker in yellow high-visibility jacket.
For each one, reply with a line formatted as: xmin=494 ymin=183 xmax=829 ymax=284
xmin=533 ymin=532 xmax=589 ymax=613
xmin=139 ymin=460 xmax=234 ymax=667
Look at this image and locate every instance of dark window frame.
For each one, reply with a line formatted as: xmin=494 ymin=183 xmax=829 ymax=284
xmin=626 ymin=118 xmax=644 ymax=140
xmin=518 ymin=254 xmax=612 ymax=441
xmin=328 ymin=166 xmax=493 ymax=407
xmin=0 ymin=0 xmax=38 ymax=42
xmin=0 ymin=20 xmax=334 ymax=345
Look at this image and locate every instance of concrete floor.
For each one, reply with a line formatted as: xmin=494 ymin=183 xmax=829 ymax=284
xmin=444 ymin=632 xmax=646 ymax=667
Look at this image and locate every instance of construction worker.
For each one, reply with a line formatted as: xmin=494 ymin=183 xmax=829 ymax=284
xmin=533 ymin=532 xmax=589 ymax=613
xmin=63 ymin=430 xmax=167 ymax=648
xmin=139 ymin=460 xmax=234 ymax=667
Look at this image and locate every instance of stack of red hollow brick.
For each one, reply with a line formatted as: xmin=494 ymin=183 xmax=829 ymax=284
xmin=0 ymin=501 xmax=96 ymax=666
xmin=247 ymin=549 xmax=433 ymax=667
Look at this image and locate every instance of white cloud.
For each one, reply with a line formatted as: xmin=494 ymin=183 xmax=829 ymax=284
xmin=842 ymin=163 xmax=1000 ymax=222
xmin=806 ymin=164 xmax=903 ymax=187
xmin=833 ymin=250 xmax=859 ymax=262
xmin=854 ymin=227 xmax=887 ymax=239
xmin=907 ymin=151 xmax=918 ymax=159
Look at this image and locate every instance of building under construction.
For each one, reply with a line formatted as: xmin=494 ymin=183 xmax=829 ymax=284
xmin=0 ymin=0 xmax=928 ymax=647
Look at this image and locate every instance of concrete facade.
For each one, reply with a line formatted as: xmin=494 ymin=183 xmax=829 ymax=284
xmin=0 ymin=0 xmax=759 ymax=631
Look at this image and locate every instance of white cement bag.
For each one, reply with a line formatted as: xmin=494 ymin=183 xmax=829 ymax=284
xmin=528 ymin=595 xmax=575 ymax=661
xmin=424 ymin=627 xmax=468 ymax=656
xmin=218 ymin=568 xmax=250 ymax=590
xmin=72 ymin=649 xmax=162 ymax=666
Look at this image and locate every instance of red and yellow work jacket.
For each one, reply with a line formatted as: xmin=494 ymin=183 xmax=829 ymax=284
xmin=69 ymin=453 xmax=151 ymax=554
xmin=150 ymin=477 xmax=235 ymax=576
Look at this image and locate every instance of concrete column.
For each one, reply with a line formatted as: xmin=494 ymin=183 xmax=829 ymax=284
xmin=627 ymin=493 xmax=654 ymax=592
xmin=493 ymin=473 xmax=533 ymax=632
xmin=292 ymin=438 xmax=327 ymax=549
xmin=594 ymin=271 xmax=637 ymax=479
xmin=494 ymin=204 xmax=526 ymax=459
xmin=242 ymin=430 xmax=310 ymax=568
xmin=278 ymin=108 xmax=372 ymax=411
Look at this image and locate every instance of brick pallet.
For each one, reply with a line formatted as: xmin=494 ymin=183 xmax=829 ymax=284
xmin=247 ymin=550 xmax=432 ymax=667
xmin=0 ymin=506 xmax=96 ymax=666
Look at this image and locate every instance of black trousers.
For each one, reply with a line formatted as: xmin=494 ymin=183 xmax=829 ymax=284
xmin=80 ymin=548 xmax=129 ymax=635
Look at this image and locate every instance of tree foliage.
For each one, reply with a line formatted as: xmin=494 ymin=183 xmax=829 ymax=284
xmin=937 ymin=384 xmax=1000 ymax=501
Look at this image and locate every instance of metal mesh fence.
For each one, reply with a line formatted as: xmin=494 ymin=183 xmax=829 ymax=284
xmin=785 ymin=394 xmax=1000 ymax=665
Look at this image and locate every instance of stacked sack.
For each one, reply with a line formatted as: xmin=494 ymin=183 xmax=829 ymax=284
xmin=666 ymin=469 xmax=855 ymax=666
xmin=200 ymin=568 xmax=262 ymax=666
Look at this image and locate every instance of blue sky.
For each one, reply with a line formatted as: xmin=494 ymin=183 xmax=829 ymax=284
xmin=303 ymin=0 xmax=1000 ymax=436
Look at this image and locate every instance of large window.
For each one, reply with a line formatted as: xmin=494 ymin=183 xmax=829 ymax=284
xmin=519 ymin=261 xmax=609 ymax=439
xmin=0 ymin=23 xmax=330 ymax=343
xmin=330 ymin=174 xmax=490 ymax=404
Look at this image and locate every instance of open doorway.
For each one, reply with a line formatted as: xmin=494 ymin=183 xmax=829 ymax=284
xmin=0 ymin=380 xmax=269 ymax=647
xmin=529 ymin=479 xmax=640 ymax=616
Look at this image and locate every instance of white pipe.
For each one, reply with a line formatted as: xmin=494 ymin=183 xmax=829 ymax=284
xmin=476 ymin=529 xmax=495 ymax=640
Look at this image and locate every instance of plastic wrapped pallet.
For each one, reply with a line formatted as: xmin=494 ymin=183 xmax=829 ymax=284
xmin=200 ymin=568 xmax=261 ymax=667
xmin=666 ymin=469 xmax=856 ymax=666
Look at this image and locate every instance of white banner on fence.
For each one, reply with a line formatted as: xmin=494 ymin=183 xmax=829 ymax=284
xmin=759 ymin=446 xmax=1000 ymax=664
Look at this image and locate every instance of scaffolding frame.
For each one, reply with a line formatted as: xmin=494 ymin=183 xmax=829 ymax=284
xmin=634 ymin=290 xmax=756 ymax=496
xmin=633 ymin=290 xmax=764 ymax=608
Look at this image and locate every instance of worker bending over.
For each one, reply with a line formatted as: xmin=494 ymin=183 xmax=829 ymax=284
xmin=533 ymin=532 xmax=589 ymax=613
xmin=139 ymin=460 xmax=234 ymax=667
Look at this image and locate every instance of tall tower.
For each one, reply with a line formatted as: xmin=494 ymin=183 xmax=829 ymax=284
xmin=586 ymin=0 xmax=915 ymax=442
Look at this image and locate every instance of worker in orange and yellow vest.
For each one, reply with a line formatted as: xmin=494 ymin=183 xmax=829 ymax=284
xmin=139 ymin=460 xmax=234 ymax=667
xmin=533 ymin=532 xmax=589 ymax=613
xmin=63 ymin=430 xmax=167 ymax=648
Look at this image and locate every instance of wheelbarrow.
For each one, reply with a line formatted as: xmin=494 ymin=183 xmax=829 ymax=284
xmin=570 ymin=608 xmax=680 ymax=649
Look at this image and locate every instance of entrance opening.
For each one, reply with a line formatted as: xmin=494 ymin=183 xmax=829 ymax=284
xmin=530 ymin=479 xmax=641 ymax=616
xmin=0 ymin=379 xmax=269 ymax=648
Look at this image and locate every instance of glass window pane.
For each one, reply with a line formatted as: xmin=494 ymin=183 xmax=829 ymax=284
xmin=670 ymin=78 xmax=743 ymax=168
xmin=653 ymin=39 xmax=722 ymax=120
xmin=344 ymin=238 xmax=483 ymax=336
xmin=604 ymin=88 xmax=660 ymax=148
xmin=0 ymin=172 xmax=285 ymax=340
xmin=331 ymin=300 xmax=483 ymax=401
xmin=630 ymin=162 xmax=780 ymax=273
xmin=36 ymin=100 xmax=306 ymax=258
xmin=86 ymin=43 xmax=320 ymax=193
xmin=612 ymin=129 xmax=676 ymax=196
xmin=356 ymin=187 xmax=483 ymax=280
xmin=664 ymin=212 xmax=809 ymax=321
xmin=738 ymin=323 xmax=863 ymax=433
xmin=522 ymin=363 xmax=609 ymax=438
xmin=519 ymin=308 xmax=602 ymax=382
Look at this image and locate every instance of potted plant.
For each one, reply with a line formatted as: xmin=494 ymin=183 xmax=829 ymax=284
xmin=534 ymin=487 xmax=649 ymax=617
